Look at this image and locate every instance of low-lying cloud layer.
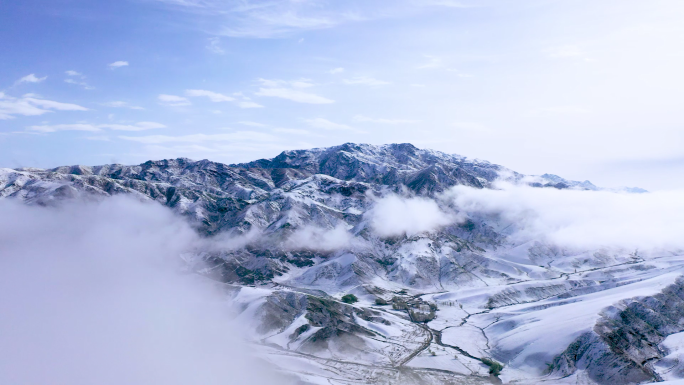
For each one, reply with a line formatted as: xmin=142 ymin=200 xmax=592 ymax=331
xmin=447 ymin=183 xmax=684 ymax=250
xmin=368 ymin=194 xmax=456 ymax=237
xmin=363 ymin=184 xmax=684 ymax=252
xmin=286 ymin=224 xmax=355 ymax=251
xmin=0 ymin=197 xmax=286 ymax=385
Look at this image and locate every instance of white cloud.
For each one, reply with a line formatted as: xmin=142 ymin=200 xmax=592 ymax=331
xmin=119 ymin=131 xmax=277 ymax=144
xmin=102 ymin=101 xmax=145 ymax=110
xmin=206 ymin=37 xmax=224 ymax=54
xmin=158 ymin=94 xmax=191 ymax=107
xmin=238 ymin=121 xmax=268 ymax=127
xmin=64 ymin=78 xmax=94 ymax=90
xmin=343 ymin=76 xmax=390 ymax=86
xmin=102 ymin=101 xmax=128 ymax=108
xmin=186 ymin=89 xmax=235 ymax=102
xmin=237 ymin=101 xmax=264 ymax=108
xmin=417 ymin=55 xmax=443 ymax=69
xmin=353 ymin=115 xmax=418 ymax=124
xmin=109 ymin=61 xmax=129 ymax=68
xmin=23 ymin=98 xmax=89 ymax=111
xmin=0 ymin=94 xmax=88 ymax=120
xmin=419 ymin=0 xmax=474 ymax=8
xmin=272 ymin=127 xmax=310 ymax=135
xmin=304 ymin=118 xmax=353 ymax=131
xmin=28 ymin=124 xmax=101 ymax=133
xmin=446 ymin=183 xmax=684 ymax=250
xmin=149 ymin=0 xmax=476 ymax=39
xmin=0 ymin=98 xmax=47 ymax=120
xmin=86 ymin=135 xmax=111 ymax=141
xmin=155 ymin=1 xmax=354 ymax=38
xmin=65 ymin=70 xmax=82 ymax=77
xmin=16 ymin=74 xmax=47 ymax=84
xmin=257 ymin=78 xmax=315 ymax=88
xmin=184 ymin=89 xmax=263 ymax=108
xmin=0 ymin=198 xmax=285 ymax=385
xmin=253 ymin=78 xmax=329 ymax=104
xmin=99 ymin=122 xmax=167 ymax=131
xmin=131 ymin=121 xmax=166 ymax=130
xmin=256 ymin=79 xmax=283 ymax=88
xmin=368 ymin=195 xmax=456 ymax=237
xmin=255 ymin=88 xmax=334 ymax=104
xmin=329 ymin=67 xmax=345 ymax=74
xmin=28 ymin=121 xmax=165 ymax=133
xmin=290 ymin=80 xmax=315 ymax=88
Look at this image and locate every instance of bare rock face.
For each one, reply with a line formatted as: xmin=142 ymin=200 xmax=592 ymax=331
xmin=549 ymin=277 xmax=684 ymax=384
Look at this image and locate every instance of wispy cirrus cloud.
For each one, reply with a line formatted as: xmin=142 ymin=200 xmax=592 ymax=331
xmin=158 ymin=94 xmax=191 ymax=107
xmin=185 ymin=89 xmax=263 ymax=108
xmin=304 ymin=118 xmax=353 ymax=131
xmin=254 ymin=78 xmax=331 ymax=104
xmin=257 ymin=78 xmax=315 ymax=88
xmin=0 ymin=93 xmax=88 ymax=120
xmin=206 ymin=37 xmax=224 ymax=54
xmin=186 ymin=89 xmax=235 ymax=102
xmin=27 ymin=124 xmax=101 ymax=133
xmin=237 ymin=121 xmax=268 ymax=127
xmin=147 ymin=0 xmax=477 ymax=38
xmin=64 ymin=79 xmax=94 ymax=90
xmin=23 ymin=98 xmax=88 ymax=111
xmin=234 ymin=121 xmax=308 ymax=135
xmin=237 ymin=101 xmax=264 ymax=108
xmin=15 ymin=74 xmax=48 ymax=84
xmin=64 ymin=71 xmax=94 ymax=90
xmin=150 ymin=0 xmax=361 ymax=38
xmin=272 ymin=127 xmax=310 ymax=135
xmin=86 ymin=135 xmax=111 ymax=141
xmin=255 ymin=88 xmax=333 ymax=104
xmin=120 ymin=131 xmax=277 ymax=144
xmin=101 ymin=101 xmax=145 ymax=110
xmin=353 ymin=115 xmax=418 ymax=124
xmin=417 ymin=0 xmax=476 ymax=8
xmin=343 ymin=76 xmax=390 ymax=86
xmin=100 ymin=122 xmax=167 ymax=131
xmin=28 ymin=121 xmax=166 ymax=133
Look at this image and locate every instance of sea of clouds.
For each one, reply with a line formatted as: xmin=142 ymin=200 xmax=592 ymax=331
xmin=2 ymin=182 xmax=684 ymax=384
xmin=0 ymin=197 xmax=291 ymax=385
xmin=363 ymin=183 xmax=684 ymax=252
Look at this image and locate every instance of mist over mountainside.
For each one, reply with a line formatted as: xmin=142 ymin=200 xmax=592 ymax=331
xmin=1 ymin=143 xmax=683 ymax=385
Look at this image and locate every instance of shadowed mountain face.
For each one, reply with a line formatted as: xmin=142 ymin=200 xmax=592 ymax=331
xmin=0 ymin=142 xmax=676 ymax=385
xmin=236 ymin=142 xmax=503 ymax=190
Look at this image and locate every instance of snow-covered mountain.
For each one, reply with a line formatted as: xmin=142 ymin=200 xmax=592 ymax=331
xmin=1 ymin=142 xmax=678 ymax=385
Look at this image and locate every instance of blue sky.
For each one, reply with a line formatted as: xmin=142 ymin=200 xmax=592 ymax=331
xmin=1 ymin=0 xmax=683 ymax=190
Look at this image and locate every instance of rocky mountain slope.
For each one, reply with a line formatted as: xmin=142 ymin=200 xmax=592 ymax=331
xmin=0 ymin=143 xmax=678 ymax=385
